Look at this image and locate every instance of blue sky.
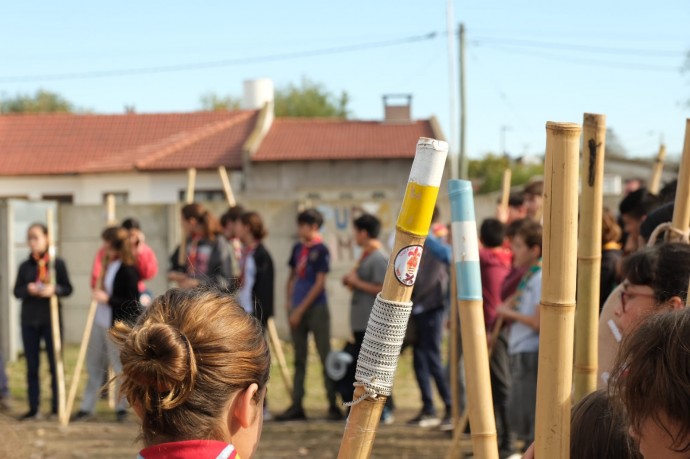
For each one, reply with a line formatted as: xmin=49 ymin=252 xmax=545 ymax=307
xmin=2 ymin=1 xmax=689 ymax=160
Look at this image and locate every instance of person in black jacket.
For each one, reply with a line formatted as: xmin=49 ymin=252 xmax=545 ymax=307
xmin=236 ymin=211 xmax=274 ymax=327
xmin=73 ymin=227 xmax=140 ymax=422
xmin=168 ymin=203 xmax=235 ymax=290
xmin=14 ymin=223 xmax=73 ymax=420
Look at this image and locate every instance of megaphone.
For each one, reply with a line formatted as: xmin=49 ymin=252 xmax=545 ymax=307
xmin=326 ymin=350 xmax=354 ymax=381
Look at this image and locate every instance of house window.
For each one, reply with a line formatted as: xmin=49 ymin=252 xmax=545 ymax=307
xmin=42 ymin=194 xmax=74 ymax=204
xmin=178 ymin=189 xmax=226 ymax=202
xmin=102 ymin=192 xmax=129 ymax=204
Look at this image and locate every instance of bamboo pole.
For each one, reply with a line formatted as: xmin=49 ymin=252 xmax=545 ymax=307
xmin=46 ymin=208 xmax=66 ymax=423
xmin=447 ymin=180 xmax=498 ymax=459
xmin=649 ymin=144 xmax=667 ymax=195
xmin=338 ymin=138 xmax=448 ymax=459
xmin=218 ymin=166 xmax=237 ymax=207
xmin=63 ymin=195 xmax=117 ymax=425
xmin=500 ymin=168 xmax=512 ymax=212
xmin=573 ymin=114 xmax=606 ymax=403
xmin=534 ymin=122 xmax=581 ymax=458
xmin=178 ymin=168 xmax=197 ymax=267
xmin=668 ymin=120 xmax=690 ymax=243
xmin=449 ymin=262 xmax=460 ymax=432
xmin=266 ymin=317 xmax=293 ymax=397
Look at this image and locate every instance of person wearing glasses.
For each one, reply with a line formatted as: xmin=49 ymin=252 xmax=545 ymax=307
xmin=611 ymin=242 xmax=689 ymax=337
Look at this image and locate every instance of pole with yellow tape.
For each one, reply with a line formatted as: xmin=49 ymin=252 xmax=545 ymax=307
xmin=337 ymin=138 xmax=448 ymax=459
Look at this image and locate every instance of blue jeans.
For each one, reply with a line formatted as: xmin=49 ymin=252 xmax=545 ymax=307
xmin=0 ymin=352 xmax=9 ymax=398
xmin=412 ymin=307 xmax=452 ymax=415
xmin=22 ymin=324 xmax=59 ymax=413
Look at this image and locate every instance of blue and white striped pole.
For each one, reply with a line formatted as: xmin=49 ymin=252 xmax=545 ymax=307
xmin=448 ymin=180 xmax=499 ymax=459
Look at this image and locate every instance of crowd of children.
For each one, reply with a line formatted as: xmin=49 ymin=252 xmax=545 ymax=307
xmin=2 ymin=173 xmax=690 ymax=459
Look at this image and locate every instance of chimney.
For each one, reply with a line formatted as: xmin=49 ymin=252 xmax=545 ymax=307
xmin=243 ymin=78 xmax=275 ymax=110
xmin=383 ymin=94 xmax=412 ymax=123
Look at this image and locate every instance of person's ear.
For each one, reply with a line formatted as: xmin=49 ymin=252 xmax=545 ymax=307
xmin=667 ymin=296 xmax=684 ymax=311
xmin=232 ymin=383 xmax=260 ymax=429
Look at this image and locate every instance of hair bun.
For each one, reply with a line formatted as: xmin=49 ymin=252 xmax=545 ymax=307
xmin=121 ymin=323 xmax=197 ymax=410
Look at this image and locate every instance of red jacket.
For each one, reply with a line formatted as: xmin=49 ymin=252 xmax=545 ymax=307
xmin=138 ymin=440 xmax=238 ymax=459
xmin=90 ymin=242 xmax=158 ymax=292
xmin=479 ymin=247 xmax=511 ymax=332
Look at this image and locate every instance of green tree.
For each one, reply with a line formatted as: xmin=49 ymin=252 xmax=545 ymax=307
xmin=199 ymin=92 xmax=242 ymax=111
xmin=469 ymin=153 xmax=544 ymax=194
xmin=1 ymin=89 xmax=74 ymax=113
xmin=274 ymin=78 xmax=350 ymax=118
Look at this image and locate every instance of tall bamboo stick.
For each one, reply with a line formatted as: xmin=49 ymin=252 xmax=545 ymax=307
xmin=46 ymin=207 xmax=67 ymax=423
xmin=448 ymin=179 xmax=498 ymax=459
xmin=573 ymin=114 xmax=607 ymax=403
xmin=649 ymin=144 xmax=667 ymax=195
xmin=500 ymin=168 xmax=512 ymax=212
xmin=449 ymin=262 xmax=459 ymax=428
xmin=106 ymin=193 xmax=117 ymax=225
xmin=669 ymin=120 xmax=690 ymax=243
xmin=338 ymin=138 xmax=447 ymax=459
xmin=534 ymin=122 xmax=581 ymax=458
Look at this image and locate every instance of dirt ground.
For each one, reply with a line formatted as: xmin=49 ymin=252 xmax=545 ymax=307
xmin=3 ymin=343 xmax=468 ymax=458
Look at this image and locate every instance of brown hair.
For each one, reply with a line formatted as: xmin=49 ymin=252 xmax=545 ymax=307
xmin=102 ymin=226 xmax=136 ymax=266
xmin=523 ymin=180 xmax=543 ymax=197
xmin=239 ymin=211 xmax=268 ymax=241
xmin=602 ymin=207 xmax=622 ymax=245
xmin=611 ymin=308 xmax=690 ymax=453
xmin=516 ymin=219 xmax=542 ymax=253
xmin=111 ymin=288 xmax=270 ymax=445
xmin=571 ymin=389 xmax=641 ymax=458
xmin=181 ymin=203 xmax=221 ymax=240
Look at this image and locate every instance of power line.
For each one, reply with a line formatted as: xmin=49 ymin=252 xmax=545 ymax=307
xmin=475 ymin=43 xmax=681 ymax=72
xmin=471 ymin=36 xmax=685 ymax=57
xmin=0 ymin=32 xmax=439 ymax=83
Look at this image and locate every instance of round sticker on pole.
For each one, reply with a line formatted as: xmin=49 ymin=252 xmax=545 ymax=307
xmin=394 ymin=245 xmax=424 ymax=286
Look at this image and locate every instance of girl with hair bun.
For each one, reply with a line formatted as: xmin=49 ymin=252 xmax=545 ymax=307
xmin=168 ymin=203 xmax=236 ymax=290
xmin=111 ymin=287 xmax=270 ymax=459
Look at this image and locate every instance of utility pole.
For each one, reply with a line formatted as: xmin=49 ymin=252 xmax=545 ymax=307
xmin=446 ymin=0 xmax=458 ymax=179
xmin=458 ymin=23 xmax=468 ymax=179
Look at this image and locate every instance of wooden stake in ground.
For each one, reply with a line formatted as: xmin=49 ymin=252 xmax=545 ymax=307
xmin=649 ymin=144 xmax=667 ymax=195
xmin=448 ymin=179 xmax=498 ymax=459
xmin=178 ymin=168 xmax=197 ymax=267
xmin=218 ymin=166 xmax=237 ymax=207
xmin=266 ymin=318 xmax=293 ymax=397
xmin=46 ymin=208 xmax=67 ymax=424
xmin=63 ymin=193 xmax=117 ymax=425
xmin=534 ymin=122 xmax=581 ymax=458
xmin=338 ymin=137 xmax=448 ymax=459
xmin=573 ymin=114 xmax=607 ymax=403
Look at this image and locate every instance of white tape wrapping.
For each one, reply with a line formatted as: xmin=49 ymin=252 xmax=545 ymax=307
xmin=409 ymin=138 xmax=448 ymax=187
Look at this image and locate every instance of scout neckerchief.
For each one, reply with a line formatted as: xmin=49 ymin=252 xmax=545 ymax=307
xmin=239 ymin=241 xmax=258 ymax=285
xmin=33 ymin=252 xmax=50 ymax=284
xmin=186 ymin=233 xmax=203 ymax=276
xmin=513 ymin=259 xmax=542 ymax=309
xmin=356 ymin=239 xmax=382 ymax=269
xmin=296 ymin=235 xmax=322 ymax=279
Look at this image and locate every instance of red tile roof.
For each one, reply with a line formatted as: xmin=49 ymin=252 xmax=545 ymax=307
xmin=252 ymin=118 xmax=438 ymax=161
xmin=0 ymin=110 xmax=258 ymax=176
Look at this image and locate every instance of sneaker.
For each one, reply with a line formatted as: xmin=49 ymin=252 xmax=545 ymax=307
xmin=116 ymin=410 xmax=127 ymax=423
xmin=275 ymin=405 xmax=307 ymax=422
xmin=439 ymin=415 xmax=453 ymax=432
xmin=406 ymin=411 xmax=440 ymax=428
xmin=18 ymin=411 xmax=42 ymax=421
xmin=71 ymin=411 xmax=94 ymax=422
xmin=327 ymin=405 xmax=343 ymax=421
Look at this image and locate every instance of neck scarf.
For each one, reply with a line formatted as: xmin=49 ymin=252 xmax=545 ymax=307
xmin=33 ymin=252 xmax=50 ymax=284
xmin=514 ymin=259 xmax=542 ymax=308
xmin=296 ymin=235 xmax=322 ymax=279
xmin=186 ymin=233 xmax=203 ymax=276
